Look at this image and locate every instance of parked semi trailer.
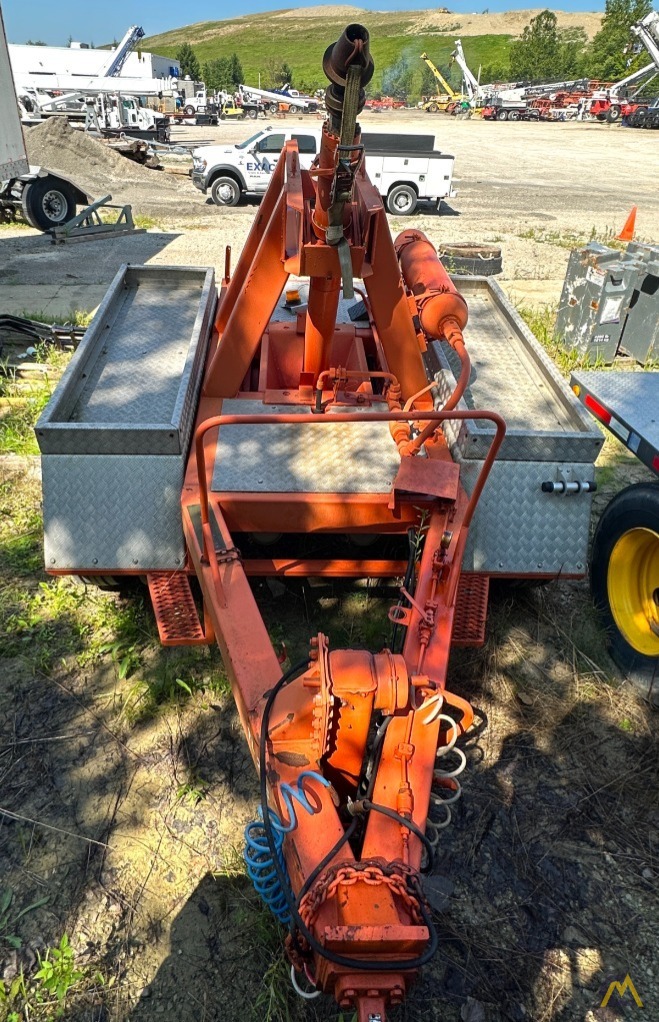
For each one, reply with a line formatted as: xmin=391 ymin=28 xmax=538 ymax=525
xmin=38 ymin=23 xmax=611 ymax=1020
xmin=0 ymin=3 xmax=90 ymax=230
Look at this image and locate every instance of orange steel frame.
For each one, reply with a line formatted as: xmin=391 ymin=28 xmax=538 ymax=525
xmin=173 ymin=26 xmax=509 ymax=1017
xmin=58 ymin=26 xmax=508 ymax=1022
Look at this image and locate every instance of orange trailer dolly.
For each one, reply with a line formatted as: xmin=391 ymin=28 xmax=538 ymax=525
xmin=35 ymin=21 xmax=604 ymax=1022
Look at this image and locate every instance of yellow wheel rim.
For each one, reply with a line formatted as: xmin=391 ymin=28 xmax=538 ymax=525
xmin=607 ymin=527 xmax=659 ymax=657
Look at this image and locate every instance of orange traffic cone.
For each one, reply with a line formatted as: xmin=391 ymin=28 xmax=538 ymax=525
xmin=617 ymin=205 xmax=637 ymax=242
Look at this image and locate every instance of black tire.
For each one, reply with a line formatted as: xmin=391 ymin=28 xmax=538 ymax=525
xmin=630 ymin=111 xmax=640 ymax=127
xmin=635 ymin=109 xmax=647 ymax=127
xmin=509 ymin=110 xmax=519 ymax=121
xmin=590 ymin=483 xmax=659 ymax=691
xmin=607 ymin=105 xmax=621 ymax=122
xmin=247 ymin=108 xmax=258 ymax=119
xmin=183 ymin=104 xmax=196 ymax=117
xmin=269 ymin=103 xmax=278 ymax=114
xmin=21 ymin=176 xmax=77 ymax=232
xmin=496 ymin=109 xmax=508 ymax=121
xmin=427 ymin=102 xmax=438 ymax=113
xmin=386 ymin=183 xmax=417 ymax=216
xmin=210 ymin=176 xmax=242 ymax=207
xmin=651 ymin=111 xmax=659 ymax=129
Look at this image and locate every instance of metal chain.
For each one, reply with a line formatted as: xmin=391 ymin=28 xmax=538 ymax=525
xmin=298 ymin=859 xmax=423 ymax=943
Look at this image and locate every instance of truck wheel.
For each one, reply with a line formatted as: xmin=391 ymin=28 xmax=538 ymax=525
xmin=21 ymin=176 xmax=77 ymax=232
xmin=496 ymin=109 xmax=508 ymax=121
xmin=386 ymin=184 xmax=417 ymax=216
xmin=210 ymin=176 xmax=241 ymax=207
xmin=509 ymin=110 xmax=519 ymax=121
xmin=247 ymin=108 xmax=258 ymax=119
xmin=427 ymin=102 xmax=438 ymax=113
xmin=184 ymin=104 xmax=196 ymax=117
xmin=590 ymin=482 xmax=659 ymax=688
xmin=607 ymin=105 xmax=621 ymax=122
xmin=269 ymin=103 xmax=279 ymax=114
xmin=651 ymin=111 xmax=659 ymax=129
xmin=636 ymin=109 xmax=647 ymax=127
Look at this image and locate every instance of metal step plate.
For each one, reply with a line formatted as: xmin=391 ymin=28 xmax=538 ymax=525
xmin=452 ymin=573 xmax=489 ymax=647
xmin=147 ymin=572 xmax=208 ymax=646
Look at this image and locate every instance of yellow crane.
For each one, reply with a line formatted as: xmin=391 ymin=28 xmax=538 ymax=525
xmin=420 ymin=52 xmax=461 ymax=111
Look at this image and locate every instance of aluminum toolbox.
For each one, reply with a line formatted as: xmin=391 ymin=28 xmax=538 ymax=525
xmin=37 ymin=264 xmax=216 ymax=572
xmin=431 ymin=277 xmax=604 ymax=575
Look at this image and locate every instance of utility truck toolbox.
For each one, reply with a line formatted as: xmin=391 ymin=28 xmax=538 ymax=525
xmin=36 ymin=265 xmax=215 ymax=572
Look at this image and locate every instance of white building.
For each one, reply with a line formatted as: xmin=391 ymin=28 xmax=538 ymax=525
xmin=9 ymin=43 xmax=179 ymax=82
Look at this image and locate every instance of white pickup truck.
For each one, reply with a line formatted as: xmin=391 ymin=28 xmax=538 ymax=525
xmin=190 ymin=127 xmax=456 ymax=215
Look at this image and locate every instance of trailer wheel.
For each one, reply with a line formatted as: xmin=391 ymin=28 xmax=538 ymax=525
xmin=607 ymin=105 xmax=621 ymax=122
xmin=386 ymin=184 xmax=417 ymax=216
xmin=21 ymin=176 xmax=77 ymax=232
xmin=590 ymin=482 xmax=659 ymax=686
xmin=210 ymin=176 xmax=242 ymax=207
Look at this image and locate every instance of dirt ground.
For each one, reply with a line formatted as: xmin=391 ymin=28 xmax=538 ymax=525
xmin=1 ymin=111 xmax=658 ymax=1022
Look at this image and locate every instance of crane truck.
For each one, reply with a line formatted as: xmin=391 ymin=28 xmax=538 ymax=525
xmin=588 ymin=11 xmax=659 ymax=122
xmin=419 ymin=52 xmax=462 ymax=112
xmin=36 ymin=21 xmax=611 ymax=1021
xmin=0 ymin=4 xmax=89 ymax=231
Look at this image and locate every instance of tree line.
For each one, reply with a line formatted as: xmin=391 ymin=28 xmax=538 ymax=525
xmin=175 ymin=41 xmax=295 ymax=93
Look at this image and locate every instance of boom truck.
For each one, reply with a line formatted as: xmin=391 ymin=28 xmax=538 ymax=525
xmin=0 ymin=4 xmax=89 ymax=230
xmin=36 ymin=23 xmax=607 ymax=1020
xmin=419 ymin=52 xmax=462 ymax=112
xmin=588 ymin=11 xmax=659 ymax=122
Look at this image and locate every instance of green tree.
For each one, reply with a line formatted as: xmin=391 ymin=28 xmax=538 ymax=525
xmin=276 ymin=61 xmax=294 ymax=88
xmin=510 ymin=9 xmax=589 ymax=81
xmin=176 ymin=41 xmax=201 ymax=81
xmin=510 ymin=10 xmax=561 ymax=80
xmin=588 ymin=0 xmax=652 ymax=79
xmin=480 ymin=61 xmax=511 ymax=84
xmin=229 ymin=52 xmax=244 ymax=87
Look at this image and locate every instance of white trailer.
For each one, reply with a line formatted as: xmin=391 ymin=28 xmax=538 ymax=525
xmin=0 ymin=5 xmax=27 ymax=178
xmin=0 ymin=1 xmax=90 ymax=231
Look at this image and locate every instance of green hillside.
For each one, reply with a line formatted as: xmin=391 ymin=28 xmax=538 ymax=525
xmin=143 ymin=10 xmax=514 ymax=97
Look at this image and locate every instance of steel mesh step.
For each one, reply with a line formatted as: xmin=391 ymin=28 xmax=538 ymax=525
xmin=147 ymin=572 xmax=208 ymax=646
xmin=452 ymin=573 xmax=489 ymax=647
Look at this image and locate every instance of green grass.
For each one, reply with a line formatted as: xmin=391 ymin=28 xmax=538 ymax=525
xmin=143 ymin=12 xmax=514 ymax=98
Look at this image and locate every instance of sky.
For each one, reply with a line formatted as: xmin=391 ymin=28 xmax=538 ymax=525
xmin=4 ymin=0 xmax=606 ymax=47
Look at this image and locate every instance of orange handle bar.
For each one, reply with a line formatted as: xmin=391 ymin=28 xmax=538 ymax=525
xmin=194 ymin=409 xmax=506 ymax=565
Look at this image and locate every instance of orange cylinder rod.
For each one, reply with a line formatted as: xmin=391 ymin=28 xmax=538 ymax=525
xmin=303 ymin=273 xmax=342 ymax=381
xmin=394 ymin=229 xmax=468 ymax=342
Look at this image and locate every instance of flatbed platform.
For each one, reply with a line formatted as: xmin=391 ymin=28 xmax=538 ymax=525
xmin=570 ymin=370 xmax=659 ymax=476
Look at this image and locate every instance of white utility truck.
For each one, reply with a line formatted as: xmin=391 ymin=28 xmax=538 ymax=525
xmin=191 ymin=128 xmax=456 ymax=215
xmin=0 ymin=3 xmax=89 ymax=231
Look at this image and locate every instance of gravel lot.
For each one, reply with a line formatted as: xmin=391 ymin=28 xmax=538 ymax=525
xmin=3 ymin=110 xmax=658 ymax=315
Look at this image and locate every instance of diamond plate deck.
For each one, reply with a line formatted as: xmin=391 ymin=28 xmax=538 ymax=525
xmin=572 ymin=370 xmax=659 ymax=455
xmin=36 ymin=265 xmax=215 ymax=456
xmin=212 ymin=400 xmax=401 ymax=494
xmin=429 ymin=277 xmax=603 ymax=463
